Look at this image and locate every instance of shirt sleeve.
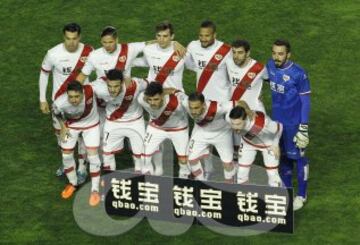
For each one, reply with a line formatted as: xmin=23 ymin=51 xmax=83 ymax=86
xmin=261 ymin=66 xmax=269 ymax=81
xmin=219 ymin=101 xmax=234 ymax=115
xmin=184 ymin=45 xmax=196 ymax=71
xmin=52 ymin=100 xmax=62 ymax=115
xmin=265 ymin=117 xmax=283 ymax=145
xmin=129 ymin=42 xmax=146 ymax=57
xmin=39 ymin=70 xmax=50 ymax=102
xmin=298 ymin=71 xmax=311 ymax=95
xmin=132 ymin=56 xmax=149 ymax=67
xmin=41 ymin=52 xmax=53 ymax=72
xmin=81 ymin=52 xmax=95 ymax=76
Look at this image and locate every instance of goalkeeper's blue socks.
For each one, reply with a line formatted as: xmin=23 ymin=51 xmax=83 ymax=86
xmin=297 ymin=157 xmax=309 ymax=198
xmin=280 ymin=156 xmax=293 ymax=188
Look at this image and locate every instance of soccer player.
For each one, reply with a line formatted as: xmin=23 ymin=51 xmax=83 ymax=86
xmin=226 ymin=39 xmax=268 ymax=164
xmin=52 ymin=81 xmax=101 ymax=207
xmin=183 ymin=92 xmax=235 ymax=183
xmin=138 ymin=82 xmax=190 ymax=178
xmin=133 ymin=21 xmax=185 ymax=91
xmin=39 ymin=23 xmax=93 ymax=181
xmin=185 ymin=20 xmax=232 ymax=102
xmin=132 ymin=21 xmax=186 ymax=178
xmin=266 ymin=39 xmax=311 ymax=210
xmin=228 ymin=102 xmax=283 ymax=187
xmin=185 ymin=20 xmax=233 ymax=178
xmin=91 ymin=69 xmax=148 ymax=173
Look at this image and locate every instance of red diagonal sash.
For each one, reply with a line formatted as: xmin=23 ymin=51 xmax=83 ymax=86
xmin=155 ymin=52 xmax=181 ymax=84
xmin=66 ymin=85 xmax=94 ymax=125
xmin=197 ymin=43 xmax=231 ymax=93
xmin=231 ymin=62 xmax=264 ymax=101
xmin=108 ymin=81 xmax=137 ymax=121
xmin=196 ymin=101 xmax=218 ymax=126
xmin=115 ymin=44 xmax=128 ymax=70
xmin=54 ymin=44 xmax=93 ymax=99
xmin=244 ymin=111 xmax=265 ymax=140
xmin=152 ymin=94 xmax=178 ymax=126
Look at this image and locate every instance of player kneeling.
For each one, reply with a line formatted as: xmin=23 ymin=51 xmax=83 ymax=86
xmin=52 ymin=81 xmax=101 ymax=206
xmin=228 ymin=102 xmax=283 ymax=187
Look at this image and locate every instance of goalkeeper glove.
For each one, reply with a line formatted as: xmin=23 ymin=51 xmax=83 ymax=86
xmin=293 ymin=124 xmax=309 ymax=148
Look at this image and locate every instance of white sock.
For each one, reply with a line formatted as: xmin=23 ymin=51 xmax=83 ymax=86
xmin=190 ymin=161 xmax=204 ymax=180
xmin=63 ymin=153 xmax=77 ymax=186
xmin=103 ymin=154 xmax=116 ymax=171
xmin=88 ymin=154 xmax=101 ymax=192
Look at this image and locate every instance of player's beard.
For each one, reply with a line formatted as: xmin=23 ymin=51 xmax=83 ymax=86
xmin=201 ymin=40 xmax=215 ymax=48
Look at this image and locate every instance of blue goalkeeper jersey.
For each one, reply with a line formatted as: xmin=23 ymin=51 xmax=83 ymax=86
xmin=266 ymin=59 xmax=311 ymax=126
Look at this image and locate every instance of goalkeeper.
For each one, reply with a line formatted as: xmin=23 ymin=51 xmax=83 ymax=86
xmin=266 ymin=39 xmax=311 ymax=211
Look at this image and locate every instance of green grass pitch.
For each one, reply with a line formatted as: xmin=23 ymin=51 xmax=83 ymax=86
xmin=0 ymin=0 xmax=359 ymax=244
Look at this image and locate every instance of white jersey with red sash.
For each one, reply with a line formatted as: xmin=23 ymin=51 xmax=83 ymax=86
xmin=40 ymin=43 xmax=93 ymax=101
xmin=91 ymin=77 xmax=148 ymax=122
xmin=185 ymin=40 xmax=232 ymax=102
xmin=82 ymin=42 xmax=146 ymax=78
xmin=239 ymin=111 xmax=282 ymax=148
xmin=227 ymin=58 xmax=268 ymax=111
xmin=134 ymin=43 xmax=185 ymax=90
xmin=52 ymin=85 xmax=99 ymax=129
xmin=138 ymin=92 xmax=188 ymax=130
xmin=183 ymin=99 xmax=233 ymax=132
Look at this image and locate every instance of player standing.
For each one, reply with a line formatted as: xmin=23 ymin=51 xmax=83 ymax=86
xmin=226 ymin=39 xmax=268 ymax=163
xmin=52 ymin=81 xmax=101 ymax=206
xmin=266 ymin=39 xmax=311 ymax=210
xmin=185 ymin=20 xmax=232 ymax=179
xmin=39 ymin=23 xmax=93 ymax=181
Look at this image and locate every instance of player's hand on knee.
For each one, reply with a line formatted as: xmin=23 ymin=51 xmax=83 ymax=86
xmin=270 ymin=145 xmax=280 ymax=160
xmin=40 ymin=101 xmax=50 ymax=114
xmin=293 ymin=124 xmax=309 ymax=148
xmin=60 ymin=127 xmax=71 ymax=142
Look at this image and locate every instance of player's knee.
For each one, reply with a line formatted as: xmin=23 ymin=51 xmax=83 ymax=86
xmin=223 ymin=161 xmax=234 ymax=171
xmin=237 ymin=166 xmax=250 ymax=183
xmin=267 ymin=170 xmax=282 ymax=187
xmin=178 ymin=156 xmax=188 ymax=165
xmin=86 ymin=147 xmax=98 ymax=156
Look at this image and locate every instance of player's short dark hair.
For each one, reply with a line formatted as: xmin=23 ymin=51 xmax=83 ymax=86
xmin=188 ymin=92 xmax=205 ymax=103
xmin=155 ymin=21 xmax=174 ymax=35
xmin=200 ymin=20 xmax=216 ymax=32
xmin=273 ymin=39 xmax=291 ymax=53
xmin=229 ymin=106 xmax=247 ymax=120
xmin=63 ymin=23 xmax=81 ymax=35
xmin=101 ymin=26 xmax=117 ymax=38
xmin=232 ymin=39 xmax=251 ymax=52
xmin=106 ymin=69 xmax=123 ymax=81
xmin=67 ymin=80 xmax=83 ymax=93
xmin=145 ymin=82 xmax=163 ymax=97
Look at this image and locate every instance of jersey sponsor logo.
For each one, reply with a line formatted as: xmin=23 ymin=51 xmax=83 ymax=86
xmin=172 ymin=55 xmax=180 ymax=62
xmin=164 ymin=110 xmax=172 ymax=116
xmin=86 ymin=98 xmax=92 ymax=105
xmin=282 ymin=74 xmax=290 ymax=82
xmin=119 ymin=55 xmax=127 ymax=62
xmin=80 ymin=56 xmax=88 ymax=63
xmin=124 ymin=95 xmax=133 ymax=101
xmin=215 ymin=54 xmax=223 ymax=61
xmin=247 ymin=72 xmax=256 ymax=79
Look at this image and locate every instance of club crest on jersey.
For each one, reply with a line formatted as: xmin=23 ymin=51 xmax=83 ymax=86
xmin=206 ymin=116 xmax=214 ymax=121
xmin=164 ymin=111 xmax=172 ymax=116
xmin=282 ymin=74 xmax=290 ymax=82
xmin=172 ymin=55 xmax=180 ymax=62
xmin=80 ymin=56 xmax=87 ymax=63
xmin=86 ymin=98 xmax=92 ymax=105
xmin=215 ymin=54 xmax=223 ymax=61
xmin=247 ymin=72 xmax=256 ymax=79
xmin=119 ymin=55 xmax=127 ymax=62
xmin=124 ymin=95 xmax=133 ymax=101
